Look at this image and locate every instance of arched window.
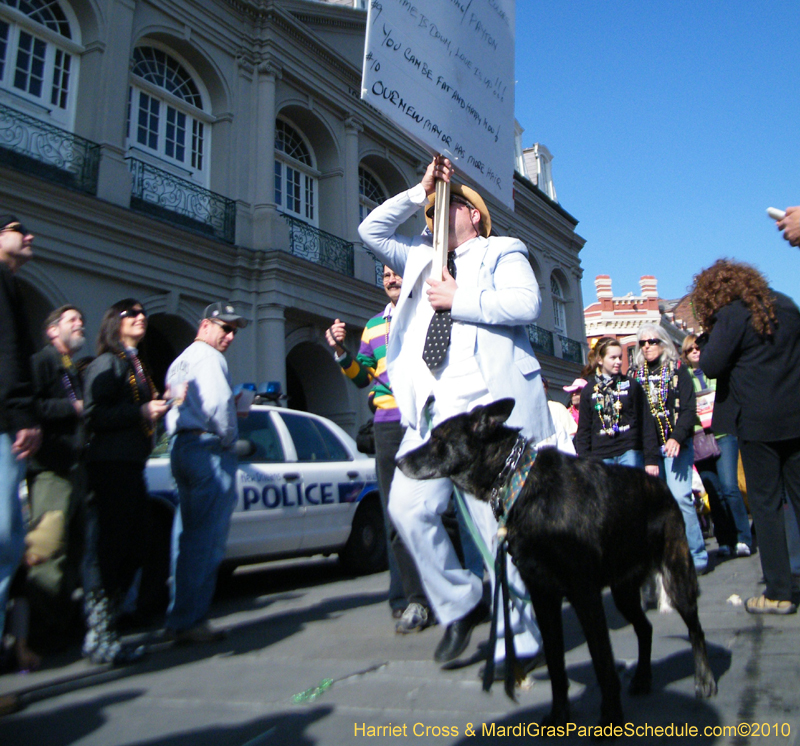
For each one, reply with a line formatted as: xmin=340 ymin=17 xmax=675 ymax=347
xmin=551 ymin=274 xmax=566 ymax=334
xmin=0 ymin=0 xmax=79 ymax=127
xmin=358 ymin=166 xmax=387 ymax=222
xmin=274 ymin=118 xmax=317 ymax=225
xmin=127 ymin=45 xmax=210 ymax=185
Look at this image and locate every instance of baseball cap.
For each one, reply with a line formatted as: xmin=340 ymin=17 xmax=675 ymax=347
xmin=203 ymin=301 xmax=248 ymax=328
xmin=563 ymin=378 xmax=588 ymax=393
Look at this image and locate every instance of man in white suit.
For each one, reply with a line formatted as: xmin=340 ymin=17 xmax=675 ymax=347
xmin=359 ymin=156 xmax=555 ymax=673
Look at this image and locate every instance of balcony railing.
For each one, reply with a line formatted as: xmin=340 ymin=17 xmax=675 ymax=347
xmin=0 ymin=102 xmax=99 ymax=194
xmin=280 ymin=213 xmax=354 ymax=277
xmin=558 ymin=334 xmax=584 ymax=364
xmin=528 ymin=324 xmax=554 ymax=356
xmin=127 ymin=157 xmax=236 ymax=244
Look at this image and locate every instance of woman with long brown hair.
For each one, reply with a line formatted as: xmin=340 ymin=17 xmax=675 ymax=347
xmin=692 ymin=260 xmax=800 ymax=614
xmin=82 ymin=299 xmax=169 ymax=662
xmin=575 ymin=336 xmax=659 ymax=469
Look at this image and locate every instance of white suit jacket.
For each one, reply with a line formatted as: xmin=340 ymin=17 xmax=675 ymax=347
xmin=358 ymin=186 xmax=555 ymax=444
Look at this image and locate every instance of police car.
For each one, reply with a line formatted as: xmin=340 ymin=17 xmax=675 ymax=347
xmin=145 ymin=405 xmax=385 ymax=575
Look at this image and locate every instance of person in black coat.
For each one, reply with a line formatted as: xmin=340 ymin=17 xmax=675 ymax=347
xmin=693 ymin=259 xmax=800 ymax=614
xmin=0 ymin=216 xmax=40 ymax=645
xmin=575 ymin=336 xmax=660 ymax=469
xmin=27 ymin=305 xmax=87 ymax=646
xmin=82 ymin=299 xmax=169 ymax=663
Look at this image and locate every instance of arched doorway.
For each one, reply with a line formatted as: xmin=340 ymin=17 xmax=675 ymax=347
xmin=285 ymin=340 xmax=352 ymax=429
xmin=16 ymin=278 xmax=54 ymax=352
xmin=142 ymin=313 xmax=196 ymax=390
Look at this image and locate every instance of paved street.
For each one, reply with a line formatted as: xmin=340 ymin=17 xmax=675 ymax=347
xmin=1 ymin=545 xmax=800 ymax=746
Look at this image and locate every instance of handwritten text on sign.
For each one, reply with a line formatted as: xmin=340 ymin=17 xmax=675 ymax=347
xmin=362 ymin=0 xmax=515 ymax=207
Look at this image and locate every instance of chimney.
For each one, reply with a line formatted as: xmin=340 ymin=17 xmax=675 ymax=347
xmin=639 ymin=275 xmax=658 ymax=299
xmin=595 ymin=275 xmax=612 ymax=299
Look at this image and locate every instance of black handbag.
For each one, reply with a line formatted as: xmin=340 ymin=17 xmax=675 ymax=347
xmin=693 ymin=429 xmax=720 ymax=462
xmin=356 ymin=417 xmax=376 ymax=455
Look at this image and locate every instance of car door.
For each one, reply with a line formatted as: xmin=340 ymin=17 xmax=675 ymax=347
xmin=226 ymin=409 xmax=303 ymax=560
xmin=276 ymin=410 xmax=368 ymax=552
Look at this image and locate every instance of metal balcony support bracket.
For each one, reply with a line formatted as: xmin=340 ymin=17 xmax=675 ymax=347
xmin=528 ymin=324 xmax=555 ymax=357
xmin=127 ymin=157 xmax=236 ymax=244
xmin=558 ymin=334 xmax=584 ymax=364
xmin=280 ymin=213 xmax=354 ymax=277
xmin=0 ymin=102 xmax=99 ymax=194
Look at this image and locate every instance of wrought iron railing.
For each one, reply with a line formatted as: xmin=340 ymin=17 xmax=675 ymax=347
xmin=528 ymin=324 xmax=555 ymax=356
xmin=558 ymin=334 xmax=584 ymax=364
xmin=0 ymin=102 xmax=99 ymax=194
xmin=127 ymin=157 xmax=236 ymax=243
xmin=280 ymin=213 xmax=354 ymax=277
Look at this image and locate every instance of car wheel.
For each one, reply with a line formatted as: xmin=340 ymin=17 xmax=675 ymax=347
xmin=339 ymin=495 xmax=387 ymax=575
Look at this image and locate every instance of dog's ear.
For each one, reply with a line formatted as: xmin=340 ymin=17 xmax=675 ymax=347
xmin=473 ymin=398 xmax=516 ymax=434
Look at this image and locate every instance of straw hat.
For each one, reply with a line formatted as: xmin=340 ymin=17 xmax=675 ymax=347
xmin=425 ymin=183 xmax=491 ymax=238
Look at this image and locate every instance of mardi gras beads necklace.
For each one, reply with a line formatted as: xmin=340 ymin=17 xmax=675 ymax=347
xmin=639 ymin=361 xmax=673 ymax=445
xmin=593 ymin=376 xmax=629 ymax=437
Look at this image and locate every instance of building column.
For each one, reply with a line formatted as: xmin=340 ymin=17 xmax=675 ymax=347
xmin=80 ymin=0 xmax=136 ymax=207
xmin=345 ymin=116 xmax=372 ymax=284
xmin=250 ymin=58 xmax=287 ymax=251
xmin=258 ymin=304 xmax=287 ymax=397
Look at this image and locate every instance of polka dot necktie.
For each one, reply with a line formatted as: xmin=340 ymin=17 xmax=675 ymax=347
xmin=422 ymin=252 xmax=457 ymax=371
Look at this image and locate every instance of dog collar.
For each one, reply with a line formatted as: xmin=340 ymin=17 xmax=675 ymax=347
xmin=490 ymin=434 xmax=536 ymax=523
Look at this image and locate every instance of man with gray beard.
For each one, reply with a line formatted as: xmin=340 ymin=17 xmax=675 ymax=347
xmin=27 ymin=305 xmax=86 ymax=646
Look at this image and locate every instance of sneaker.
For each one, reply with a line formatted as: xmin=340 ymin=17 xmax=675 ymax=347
xmin=736 ymin=543 xmax=751 ymax=557
xmin=717 ymin=545 xmax=732 ymax=557
xmin=745 ymin=594 xmax=797 ymax=615
xmin=395 ymin=603 xmax=432 ymax=634
xmin=391 ymin=607 xmax=405 ymax=620
xmin=168 ymin=622 xmax=227 ymax=644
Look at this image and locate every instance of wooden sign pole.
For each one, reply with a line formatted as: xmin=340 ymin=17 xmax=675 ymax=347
xmin=430 ymin=175 xmax=450 ymax=281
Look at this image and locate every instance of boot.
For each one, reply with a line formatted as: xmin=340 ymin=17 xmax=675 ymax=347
xmin=82 ymin=590 xmax=145 ymax=665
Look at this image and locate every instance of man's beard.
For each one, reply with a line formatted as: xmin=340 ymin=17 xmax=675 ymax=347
xmin=66 ymin=334 xmax=85 ymax=353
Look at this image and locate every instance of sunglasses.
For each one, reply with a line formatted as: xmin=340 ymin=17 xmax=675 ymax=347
xmin=686 ymin=345 xmax=700 ymax=353
xmin=425 ymin=196 xmax=475 ymax=219
xmin=120 ymin=308 xmax=147 ymax=319
xmin=210 ymin=318 xmax=237 ymax=336
xmin=1 ymin=223 xmax=28 ymax=235
xmin=638 ymin=338 xmax=662 ymax=348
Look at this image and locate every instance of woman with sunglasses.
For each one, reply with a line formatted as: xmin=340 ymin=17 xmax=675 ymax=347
xmin=633 ymin=325 xmax=708 ymax=573
xmin=82 ymin=299 xmax=169 ymax=663
xmin=692 ymin=260 xmax=800 ymax=614
xmin=575 ymin=337 xmax=659 ymax=469
xmin=681 ymin=334 xmax=752 ymax=559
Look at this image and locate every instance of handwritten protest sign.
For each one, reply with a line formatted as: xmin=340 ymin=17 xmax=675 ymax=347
xmin=362 ymin=0 xmax=516 ymax=207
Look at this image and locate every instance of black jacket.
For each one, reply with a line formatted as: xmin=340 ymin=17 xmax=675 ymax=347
xmin=0 ymin=263 xmax=36 ymax=433
xmin=29 ymin=344 xmax=84 ymax=474
xmin=84 ymin=351 xmax=155 ymax=464
xmin=633 ymin=362 xmax=696 ymax=447
xmin=698 ymin=292 xmax=800 ymax=442
xmin=575 ymin=374 xmax=660 ymax=465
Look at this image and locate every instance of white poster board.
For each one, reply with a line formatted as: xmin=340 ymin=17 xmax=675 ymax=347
xmin=362 ymin=0 xmax=516 ymax=207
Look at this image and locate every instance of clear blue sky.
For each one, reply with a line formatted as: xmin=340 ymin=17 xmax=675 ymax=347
xmin=514 ymin=1 xmax=800 ymax=308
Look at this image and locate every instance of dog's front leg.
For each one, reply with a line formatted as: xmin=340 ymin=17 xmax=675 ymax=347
xmin=568 ymin=590 xmax=624 ymax=728
xmin=529 ymin=588 xmax=570 ymax=726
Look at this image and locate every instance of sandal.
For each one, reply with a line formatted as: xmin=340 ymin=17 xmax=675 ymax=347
xmin=745 ymin=594 xmax=797 ymax=615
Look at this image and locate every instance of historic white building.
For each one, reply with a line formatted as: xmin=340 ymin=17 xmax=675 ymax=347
xmin=4 ymin=0 xmax=586 ymax=434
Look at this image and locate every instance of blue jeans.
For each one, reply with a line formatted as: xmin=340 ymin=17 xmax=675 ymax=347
xmin=0 ymin=432 xmax=25 ymax=635
xmin=603 ymin=449 xmax=644 ymax=468
xmin=167 ymin=433 xmax=237 ymax=632
xmin=715 ymin=434 xmax=752 ymax=548
xmin=659 ymin=440 xmax=708 ymax=571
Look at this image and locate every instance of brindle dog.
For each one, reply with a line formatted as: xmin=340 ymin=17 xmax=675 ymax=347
xmin=398 ymin=399 xmax=716 ymax=727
